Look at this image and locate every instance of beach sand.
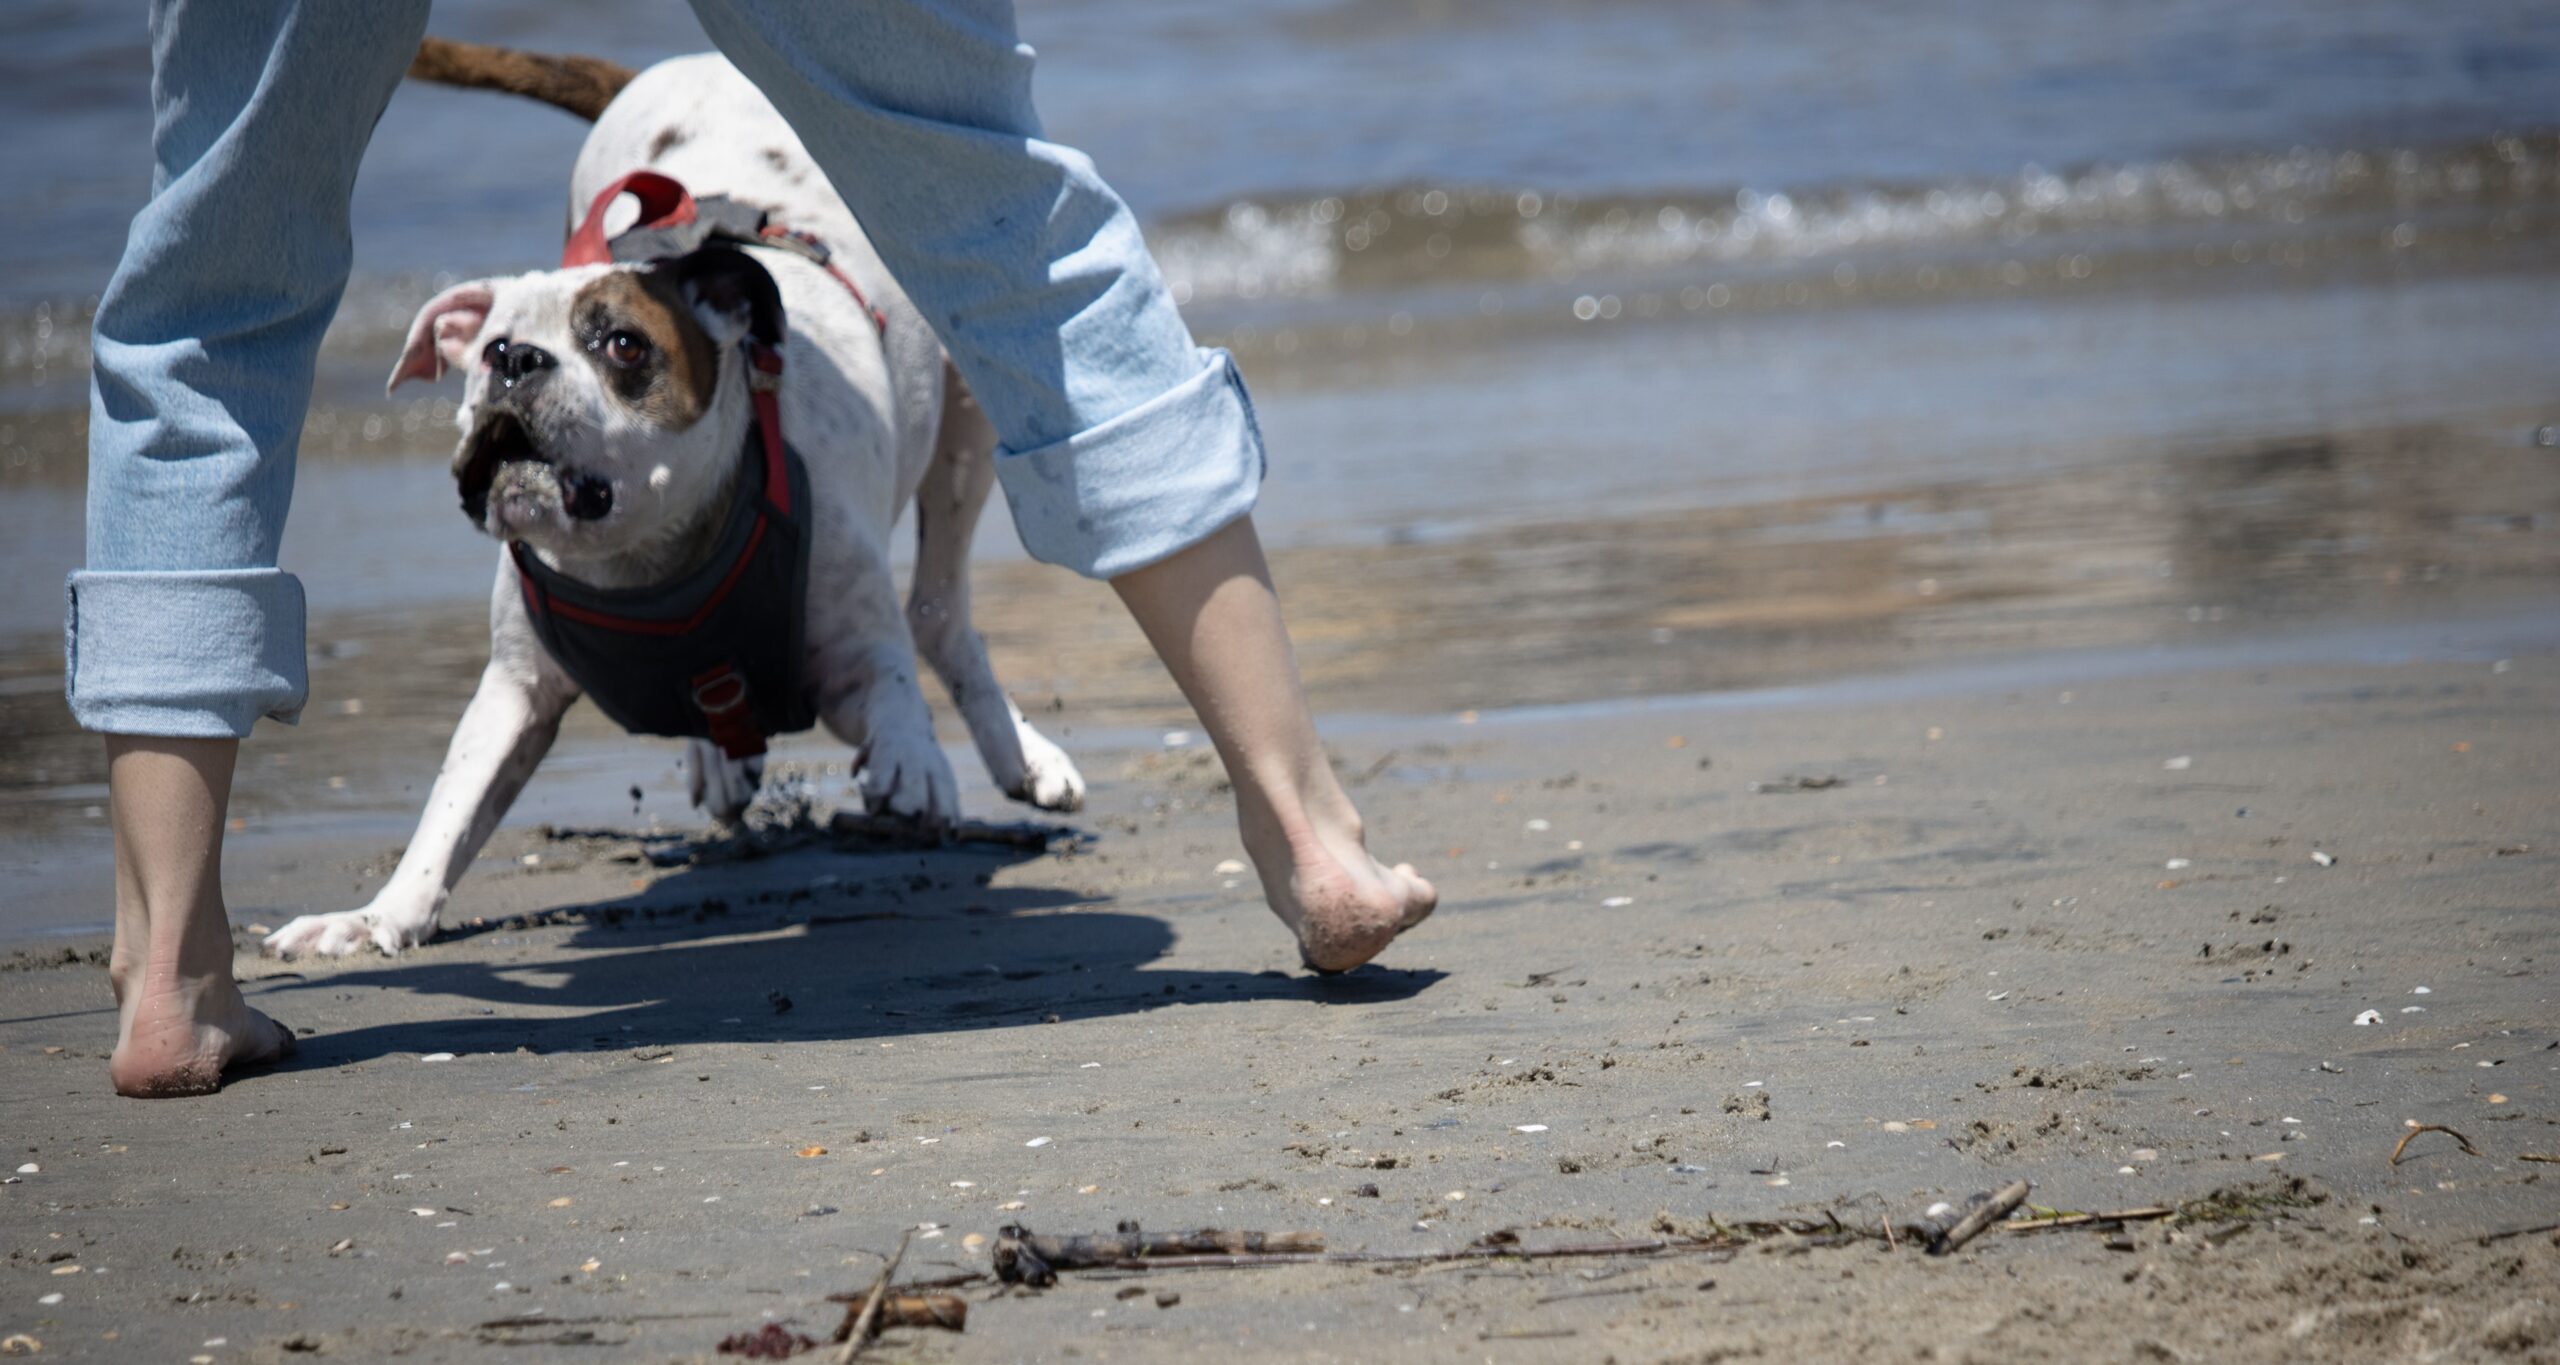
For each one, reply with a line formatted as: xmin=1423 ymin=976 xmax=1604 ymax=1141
xmin=5 ymin=641 xmax=2554 ymax=1362
xmin=8 ymin=3 xmax=2560 ymax=1357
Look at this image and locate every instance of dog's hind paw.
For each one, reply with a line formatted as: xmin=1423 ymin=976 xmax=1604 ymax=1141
xmin=263 ymin=908 xmax=428 ymax=960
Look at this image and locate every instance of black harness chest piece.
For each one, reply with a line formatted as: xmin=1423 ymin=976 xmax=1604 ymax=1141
xmin=512 ymin=419 xmax=816 ymax=759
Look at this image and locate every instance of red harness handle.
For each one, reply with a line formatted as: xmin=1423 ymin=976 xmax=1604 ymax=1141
xmin=564 ymin=170 xmax=888 ymax=335
xmin=563 ymin=171 xmax=698 ymax=267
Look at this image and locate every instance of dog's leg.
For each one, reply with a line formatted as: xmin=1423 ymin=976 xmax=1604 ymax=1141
xmin=265 ymin=645 xmax=577 ymax=958
xmin=816 ymin=543 xmax=962 ymax=825
xmin=905 ymin=363 xmax=1085 ymax=812
xmin=684 ymin=739 xmax=765 ymax=824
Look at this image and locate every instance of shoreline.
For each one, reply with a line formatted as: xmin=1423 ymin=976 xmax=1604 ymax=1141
xmin=7 ymin=601 xmax=2559 ymax=952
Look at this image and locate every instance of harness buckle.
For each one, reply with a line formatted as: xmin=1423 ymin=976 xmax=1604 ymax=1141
xmin=691 ymin=665 xmax=767 ymax=759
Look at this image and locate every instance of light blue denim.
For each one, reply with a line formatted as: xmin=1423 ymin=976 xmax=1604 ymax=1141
xmin=68 ymin=0 xmax=1265 ymax=739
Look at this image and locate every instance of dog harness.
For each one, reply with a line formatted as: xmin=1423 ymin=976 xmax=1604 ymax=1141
xmin=510 ymin=171 xmax=882 ymax=759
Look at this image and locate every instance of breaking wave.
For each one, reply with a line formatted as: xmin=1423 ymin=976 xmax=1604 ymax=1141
xmin=4 ymin=132 xmax=2554 ymax=393
xmin=1151 ymin=132 xmax=2559 ymax=304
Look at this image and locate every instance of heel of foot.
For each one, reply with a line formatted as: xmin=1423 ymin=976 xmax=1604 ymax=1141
xmin=108 ymin=1052 xmax=222 ymax=1099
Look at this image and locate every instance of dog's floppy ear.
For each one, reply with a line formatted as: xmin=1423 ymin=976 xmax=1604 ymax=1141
xmin=388 ymin=280 xmax=497 ymax=394
xmin=667 ymin=246 xmax=785 ymax=350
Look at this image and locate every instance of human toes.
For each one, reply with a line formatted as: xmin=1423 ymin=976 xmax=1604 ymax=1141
xmin=1289 ymin=875 xmax=1411 ymax=975
xmin=230 ymin=1002 xmax=298 ymax=1068
xmin=1391 ymin=863 xmax=1439 ymax=925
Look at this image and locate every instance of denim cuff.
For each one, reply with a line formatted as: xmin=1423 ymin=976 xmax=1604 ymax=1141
xmin=992 ymin=347 xmax=1267 ymax=579
xmin=64 ymin=568 xmax=308 ymax=737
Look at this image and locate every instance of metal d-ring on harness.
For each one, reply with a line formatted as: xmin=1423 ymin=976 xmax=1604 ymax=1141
xmin=508 ymin=170 xmax=885 ymax=759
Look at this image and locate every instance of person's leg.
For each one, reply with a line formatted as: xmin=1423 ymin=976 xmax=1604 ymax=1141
xmin=72 ymin=0 xmax=429 ymax=1095
xmin=1111 ymin=520 xmax=1436 ymax=970
xmin=695 ymin=0 xmax=1434 ymax=969
xmin=103 ymin=738 xmax=294 ymax=1096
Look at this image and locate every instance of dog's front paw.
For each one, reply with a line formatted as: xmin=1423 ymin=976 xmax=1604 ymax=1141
xmin=859 ymin=726 xmax=959 ymax=825
xmin=1008 ymin=724 xmax=1086 ymax=813
xmin=263 ymin=906 xmax=431 ymax=960
xmin=685 ymin=740 xmax=764 ymax=823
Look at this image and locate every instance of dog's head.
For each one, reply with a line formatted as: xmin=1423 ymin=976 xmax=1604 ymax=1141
xmin=389 ymin=246 xmax=784 ymax=566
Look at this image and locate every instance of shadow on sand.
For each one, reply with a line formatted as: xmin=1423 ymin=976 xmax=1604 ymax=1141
xmin=248 ymin=826 xmax=1445 ymax=1069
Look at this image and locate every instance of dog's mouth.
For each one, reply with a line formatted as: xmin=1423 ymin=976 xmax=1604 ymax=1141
xmin=455 ymin=411 xmax=614 ymax=529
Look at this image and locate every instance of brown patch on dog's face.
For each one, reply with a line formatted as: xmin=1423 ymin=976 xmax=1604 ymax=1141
xmin=569 ymin=270 xmax=720 ymax=430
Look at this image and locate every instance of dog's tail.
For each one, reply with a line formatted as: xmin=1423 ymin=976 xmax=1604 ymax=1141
xmin=408 ymin=36 xmax=637 ymax=122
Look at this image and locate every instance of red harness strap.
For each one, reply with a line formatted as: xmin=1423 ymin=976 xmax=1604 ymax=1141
xmin=563 ymin=171 xmax=694 ymax=267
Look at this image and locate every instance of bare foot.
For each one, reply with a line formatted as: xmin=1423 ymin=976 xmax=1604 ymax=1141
xmin=1251 ymin=808 xmax=1438 ymax=974
xmin=108 ymin=975 xmax=294 ymax=1099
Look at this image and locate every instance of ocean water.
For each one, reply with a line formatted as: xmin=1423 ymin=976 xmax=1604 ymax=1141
xmin=4 ymin=0 xmax=2557 ymax=621
xmin=8 ymin=0 xmax=2559 ymax=295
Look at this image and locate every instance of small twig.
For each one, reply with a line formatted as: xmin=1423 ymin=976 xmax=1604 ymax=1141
xmin=1481 ymin=1328 xmax=1579 ymax=1341
xmin=1084 ymin=1243 xmax=1733 ymax=1271
xmin=1531 ymin=1285 xmax=1648 ymax=1306
xmin=1882 ymin=1216 xmax=1896 ymax=1252
xmin=1930 ymin=1180 xmax=2032 ymax=1256
xmin=2000 ymin=1206 xmax=2177 ymax=1234
xmin=833 ymin=1228 xmax=915 ymax=1364
xmin=2479 ymin=1222 xmax=2560 ymax=1245
xmin=2389 ymin=1123 xmax=2481 ymax=1166
xmin=2518 ymin=1154 xmax=2559 ymax=1165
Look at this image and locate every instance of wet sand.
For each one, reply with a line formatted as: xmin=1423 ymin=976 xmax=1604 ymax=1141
xmin=4 ymin=642 xmax=2556 ymax=1361
xmin=11 ymin=410 xmax=2560 ymax=931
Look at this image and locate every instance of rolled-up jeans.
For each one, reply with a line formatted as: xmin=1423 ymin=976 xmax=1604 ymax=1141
xmin=67 ymin=0 xmax=1264 ymax=738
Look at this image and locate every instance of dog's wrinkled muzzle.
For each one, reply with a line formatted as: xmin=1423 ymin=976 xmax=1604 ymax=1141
xmin=455 ymin=410 xmax=537 ymax=526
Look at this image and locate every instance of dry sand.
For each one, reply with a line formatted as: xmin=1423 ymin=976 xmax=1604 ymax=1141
xmin=5 ymin=645 xmax=2556 ymax=1362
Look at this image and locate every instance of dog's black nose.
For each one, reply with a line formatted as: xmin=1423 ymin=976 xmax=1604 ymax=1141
xmin=482 ymin=338 xmax=556 ymax=387
xmin=563 ymin=473 xmax=615 ymax=521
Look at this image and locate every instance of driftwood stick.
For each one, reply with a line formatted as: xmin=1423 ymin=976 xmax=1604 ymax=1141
xmin=832 ymin=1228 xmax=914 ymax=1364
xmin=829 ymin=811 xmax=1069 ymax=851
xmin=994 ymin=1199 xmax=2162 ymax=1286
xmin=872 ymin=1295 xmax=966 ymax=1330
xmin=2389 ymin=1123 xmax=2481 ymax=1166
xmin=2516 ymin=1154 xmax=2558 ymax=1165
xmin=1930 ymin=1180 xmax=2032 ymax=1256
xmin=1020 ymin=1228 xmax=1326 ymax=1268
xmin=992 ymin=1229 xmax=1746 ymax=1282
xmin=2000 ymin=1206 xmax=2177 ymax=1234
xmin=993 ymin=1224 xmax=1326 ymax=1282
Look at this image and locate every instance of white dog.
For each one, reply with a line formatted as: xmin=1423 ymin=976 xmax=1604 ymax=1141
xmin=266 ymin=42 xmax=1084 ymax=960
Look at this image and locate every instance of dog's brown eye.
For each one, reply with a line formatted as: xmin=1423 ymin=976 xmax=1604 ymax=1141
xmin=603 ymin=331 xmax=650 ymax=368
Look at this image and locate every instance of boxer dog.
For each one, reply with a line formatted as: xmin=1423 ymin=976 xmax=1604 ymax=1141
xmin=265 ymin=40 xmax=1084 ymax=959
